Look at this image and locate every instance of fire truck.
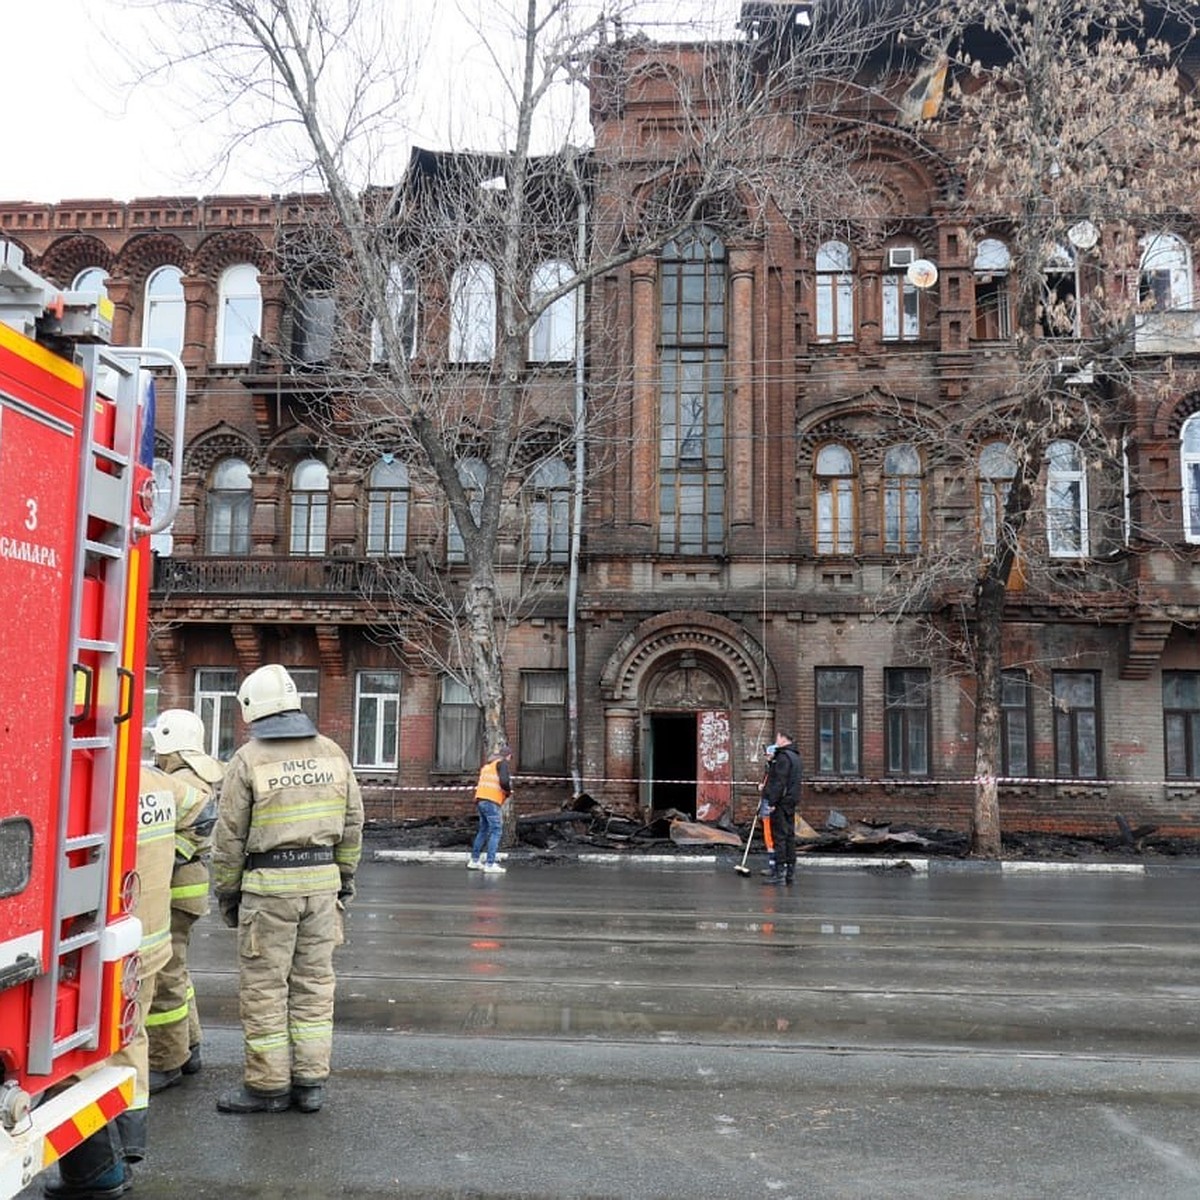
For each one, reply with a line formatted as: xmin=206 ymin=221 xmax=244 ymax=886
xmin=0 ymin=242 xmax=185 ymax=1198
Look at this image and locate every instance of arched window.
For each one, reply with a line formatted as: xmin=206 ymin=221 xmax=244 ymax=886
xmin=371 ymin=263 xmax=418 ymax=363
xmin=447 ymin=457 xmax=487 ymax=563
xmin=216 ymin=263 xmax=262 ymax=364
xmin=978 ymin=441 xmax=1017 ymax=551
xmin=527 ymin=457 xmax=571 ymax=563
xmin=815 ymin=443 xmax=856 ymax=554
xmin=289 ymin=458 xmax=329 ymax=556
xmin=1040 ymin=245 xmax=1078 ymax=337
xmin=206 ymin=456 xmax=252 ymax=555
xmin=659 ymin=226 xmax=726 ymax=554
xmin=883 ymin=444 xmax=922 ymax=553
xmin=1139 ymin=232 xmax=1193 ymax=313
xmin=1182 ymin=414 xmax=1200 ymax=543
xmin=1046 ymin=440 xmax=1088 ymax=557
xmin=72 ymin=267 xmax=109 ymax=298
xmin=449 ymin=261 xmax=496 ymax=363
xmin=815 ymin=241 xmax=854 ymax=343
xmin=144 ymin=265 xmax=185 ymax=355
xmin=973 ymin=238 xmax=1012 ymax=339
xmin=528 ymin=260 xmax=576 ymax=363
xmin=366 ymin=456 xmax=410 ymax=557
xmin=882 ymin=246 xmax=920 ymax=342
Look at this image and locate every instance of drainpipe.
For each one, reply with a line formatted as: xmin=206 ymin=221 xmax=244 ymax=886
xmin=566 ymin=197 xmax=587 ymax=797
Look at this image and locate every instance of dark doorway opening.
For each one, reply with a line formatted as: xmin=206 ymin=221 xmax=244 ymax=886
xmin=649 ymin=714 xmax=696 ymax=816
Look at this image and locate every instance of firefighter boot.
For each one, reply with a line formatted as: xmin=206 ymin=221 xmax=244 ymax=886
xmin=42 ymin=1165 xmax=131 ymax=1200
xmin=149 ymin=1067 xmax=182 ymax=1094
xmin=762 ymin=865 xmax=787 ymax=885
xmin=43 ymin=1124 xmax=131 ymax=1198
xmin=759 ymin=853 xmax=777 ymax=877
xmin=216 ymin=1085 xmax=292 ymax=1114
xmin=182 ymin=1044 xmax=203 ymax=1075
xmin=292 ymin=1080 xmax=324 ymax=1113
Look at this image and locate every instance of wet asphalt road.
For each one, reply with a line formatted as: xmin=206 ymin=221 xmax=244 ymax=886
xmin=19 ymin=853 xmax=1200 ymax=1199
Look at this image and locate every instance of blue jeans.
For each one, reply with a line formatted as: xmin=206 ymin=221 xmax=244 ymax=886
xmin=472 ymin=801 xmax=503 ymax=864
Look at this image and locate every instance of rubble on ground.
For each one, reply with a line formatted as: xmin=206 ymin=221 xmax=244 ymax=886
xmin=365 ymin=798 xmax=1200 ymax=862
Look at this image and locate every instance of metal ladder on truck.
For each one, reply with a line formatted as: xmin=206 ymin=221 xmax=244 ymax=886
xmin=26 ymin=341 xmax=145 ymax=1074
xmin=0 ymin=242 xmax=187 ymax=1081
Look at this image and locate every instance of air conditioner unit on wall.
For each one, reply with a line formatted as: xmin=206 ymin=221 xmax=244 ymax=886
xmin=1056 ymin=356 xmax=1094 ymax=384
xmin=888 ymin=247 xmax=916 ymax=269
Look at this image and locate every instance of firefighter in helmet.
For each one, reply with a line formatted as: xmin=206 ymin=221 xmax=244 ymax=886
xmin=146 ymin=709 xmax=222 ymax=1094
xmin=46 ymin=758 xmax=209 ymax=1198
xmin=212 ymin=664 xmax=363 ymax=1115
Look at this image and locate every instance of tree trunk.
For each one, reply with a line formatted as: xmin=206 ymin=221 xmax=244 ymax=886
xmin=971 ymin=571 xmax=1006 ymax=857
xmin=463 ymin=574 xmax=515 ymax=845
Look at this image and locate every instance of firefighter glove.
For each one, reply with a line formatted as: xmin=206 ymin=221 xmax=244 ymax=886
xmin=337 ymin=876 xmax=356 ymax=904
xmin=217 ymin=893 xmax=240 ymax=928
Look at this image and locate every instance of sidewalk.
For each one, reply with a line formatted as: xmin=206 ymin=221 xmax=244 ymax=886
xmin=373 ymin=843 xmax=1199 ymax=874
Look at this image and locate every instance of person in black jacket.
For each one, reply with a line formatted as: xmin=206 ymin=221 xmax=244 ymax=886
xmin=761 ymin=732 xmax=802 ymax=885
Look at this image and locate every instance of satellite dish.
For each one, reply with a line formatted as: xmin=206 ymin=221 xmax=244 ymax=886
xmin=1067 ymin=220 xmax=1099 ymax=250
xmin=906 ymin=258 xmax=939 ymax=289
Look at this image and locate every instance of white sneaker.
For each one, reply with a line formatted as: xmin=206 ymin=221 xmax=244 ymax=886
xmin=482 ymin=862 xmax=506 ymax=874
xmin=466 ymin=858 xmax=482 ymax=870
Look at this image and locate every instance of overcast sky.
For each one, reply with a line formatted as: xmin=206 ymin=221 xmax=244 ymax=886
xmin=4 ymin=3 xmax=224 ymax=203
xmin=5 ymin=1 xmax=737 ymax=206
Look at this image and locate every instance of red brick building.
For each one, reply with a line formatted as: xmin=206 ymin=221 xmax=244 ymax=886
xmin=4 ymin=9 xmax=1200 ymax=837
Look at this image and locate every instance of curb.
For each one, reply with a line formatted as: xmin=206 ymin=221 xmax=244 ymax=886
xmin=371 ymin=848 xmax=1174 ymax=875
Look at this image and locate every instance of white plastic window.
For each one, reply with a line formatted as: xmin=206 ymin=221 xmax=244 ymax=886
xmin=1046 ymin=440 xmax=1088 ymax=557
xmin=815 ymin=241 xmax=854 ymax=343
xmin=882 ymin=248 xmax=920 ymax=342
xmin=216 ymin=263 xmax=262 ymax=364
xmin=528 ymin=260 xmax=577 ymax=362
xmin=290 ymin=458 xmax=329 ymax=556
xmin=354 ymin=670 xmax=401 ymax=769
xmin=1139 ymin=233 xmax=1193 ymax=312
xmin=449 ymin=261 xmax=496 ymax=363
xmin=1182 ymin=414 xmax=1200 ymax=543
xmin=371 ymin=263 xmax=418 ymax=363
xmin=206 ymin=456 xmax=252 ymax=555
xmin=366 ymin=457 xmax=410 ymax=557
xmin=144 ymin=265 xmax=185 ymax=355
xmin=973 ymin=238 xmax=1012 ymax=339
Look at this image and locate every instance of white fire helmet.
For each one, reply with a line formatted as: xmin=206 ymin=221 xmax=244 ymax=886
xmin=151 ymin=709 xmax=206 ymax=756
xmin=237 ymin=663 xmax=302 ymax=723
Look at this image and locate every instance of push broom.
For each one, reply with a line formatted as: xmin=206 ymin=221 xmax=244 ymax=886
xmin=734 ymin=811 xmax=758 ymax=876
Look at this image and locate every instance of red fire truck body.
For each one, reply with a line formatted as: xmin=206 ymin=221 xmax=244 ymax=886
xmin=0 ymin=243 xmax=184 ymax=1198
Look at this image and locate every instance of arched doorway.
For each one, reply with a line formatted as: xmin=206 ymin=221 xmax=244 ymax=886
xmin=597 ymin=611 xmax=777 ymax=822
xmin=643 ymin=654 xmax=732 ymax=820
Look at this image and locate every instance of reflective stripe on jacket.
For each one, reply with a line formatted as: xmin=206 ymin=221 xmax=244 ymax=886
xmin=138 ymin=765 xmax=203 ymax=975
xmin=165 ymin=759 xmax=220 ymax=916
xmin=212 ymin=732 xmax=364 ymax=898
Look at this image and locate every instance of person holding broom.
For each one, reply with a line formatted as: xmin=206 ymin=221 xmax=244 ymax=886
xmin=761 ymin=732 xmax=802 ymax=886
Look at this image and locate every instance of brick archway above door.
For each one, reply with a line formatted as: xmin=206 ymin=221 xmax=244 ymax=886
xmin=598 ymin=610 xmax=776 ymax=706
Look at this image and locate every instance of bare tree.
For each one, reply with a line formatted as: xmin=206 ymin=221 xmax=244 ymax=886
xmin=134 ymin=0 xmax=921 ymax=823
xmin=878 ymin=0 xmax=1200 ymax=855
